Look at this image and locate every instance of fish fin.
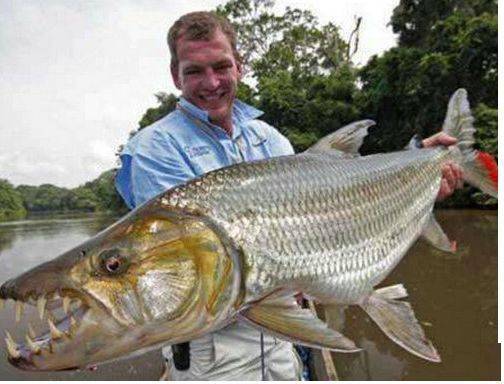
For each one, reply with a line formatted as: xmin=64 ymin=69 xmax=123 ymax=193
xmin=442 ymin=89 xmax=498 ymax=198
xmin=240 ymin=298 xmax=361 ymax=353
xmin=405 ymin=134 xmax=424 ymax=150
xmin=421 ymin=214 xmax=457 ymax=253
xmin=360 ymin=287 xmax=441 ymax=362
xmin=374 ymin=283 xmax=408 ymax=300
xmin=306 ymin=120 xmax=375 ymax=155
xmin=463 ymin=150 xmax=498 ymax=198
xmin=322 ymin=304 xmax=347 ymax=331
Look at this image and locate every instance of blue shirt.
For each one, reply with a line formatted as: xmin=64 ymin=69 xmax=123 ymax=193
xmin=115 ymin=97 xmax=294 ymax=208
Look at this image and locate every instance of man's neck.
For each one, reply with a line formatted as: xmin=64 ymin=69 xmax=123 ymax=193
xmin=210 ymin=117 xmax=233 ymax=137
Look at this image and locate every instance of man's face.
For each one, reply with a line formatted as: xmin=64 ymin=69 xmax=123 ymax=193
xmin=171 ymin=29 xmax=242 ymax=125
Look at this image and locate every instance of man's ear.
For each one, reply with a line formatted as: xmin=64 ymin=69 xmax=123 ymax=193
xmin=171 ymin=63 xmax=182 ymax=90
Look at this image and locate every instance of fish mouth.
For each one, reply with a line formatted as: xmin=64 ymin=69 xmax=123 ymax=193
xmin=1 ymin=288 xmax=90 ymax=371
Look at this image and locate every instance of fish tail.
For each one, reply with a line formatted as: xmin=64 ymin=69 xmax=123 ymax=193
xmin=442 ymin=89 xmax=498 ymax=198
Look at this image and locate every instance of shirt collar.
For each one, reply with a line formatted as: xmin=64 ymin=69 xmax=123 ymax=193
xmin=178 ymin=97 xmax=263 ymax=139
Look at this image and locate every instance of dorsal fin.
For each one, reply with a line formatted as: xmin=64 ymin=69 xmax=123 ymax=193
xmin=306 ymin=120 xmax=375 ymax=156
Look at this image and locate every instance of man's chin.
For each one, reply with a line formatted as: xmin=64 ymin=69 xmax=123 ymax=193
xmin=207 ymin=106 xmax=233 ymax=125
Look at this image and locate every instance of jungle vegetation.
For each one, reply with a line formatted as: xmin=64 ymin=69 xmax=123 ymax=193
xmin=1 ymin=0 xmax=497 ymax=221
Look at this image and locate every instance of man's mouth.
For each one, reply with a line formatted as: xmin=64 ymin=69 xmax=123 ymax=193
xmin=199 ymin=89 xmax=227 ymax=103
xmin=0 ymin=290 xmax=89 ymax=368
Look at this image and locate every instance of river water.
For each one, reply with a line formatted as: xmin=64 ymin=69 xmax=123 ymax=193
xmin=0 ymin=210 xmax=499 ymax=380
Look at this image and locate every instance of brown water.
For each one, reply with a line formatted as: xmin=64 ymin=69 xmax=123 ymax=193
xmin=0 ymin=210 xmax=499 ymax=380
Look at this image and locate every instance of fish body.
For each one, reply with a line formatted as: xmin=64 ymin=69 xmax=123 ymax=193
xmin=169 ymin=146 xmax=456 ymax=305
xmin=0 ymin=89 xmax=498 ymax=370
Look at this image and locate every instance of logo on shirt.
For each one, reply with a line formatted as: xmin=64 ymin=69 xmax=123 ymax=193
xmin=184 ymin=145 xmax=211 ymax=158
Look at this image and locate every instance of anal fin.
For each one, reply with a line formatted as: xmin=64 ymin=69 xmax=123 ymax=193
xmin=421 ymin=214 xmax=457 ymax=252
xmin=239 ymin=297 xmax=360 ymax=353
xmin=360 ymin=284 xmax=441 ymax=362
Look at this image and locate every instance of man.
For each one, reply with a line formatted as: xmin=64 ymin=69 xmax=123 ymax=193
xmin=115 ymin=11 xmax=462 ymax=380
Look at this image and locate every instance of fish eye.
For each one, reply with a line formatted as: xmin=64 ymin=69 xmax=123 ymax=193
xmin=98 ymin=249 xmax=130 ymax=276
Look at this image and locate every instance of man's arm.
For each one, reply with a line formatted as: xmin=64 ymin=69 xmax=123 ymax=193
xmin=422 ymin=132 xmax=464 ymax=201
xmin=115 ymin=132 xmax=196 ymax=208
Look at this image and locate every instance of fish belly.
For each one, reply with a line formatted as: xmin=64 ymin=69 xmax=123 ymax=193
xmin=168 ymin=148 xmax=451 ymax=304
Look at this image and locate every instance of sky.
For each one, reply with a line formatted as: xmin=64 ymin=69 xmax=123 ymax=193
xmin=0 ymin=0 xmax=399 ymax=188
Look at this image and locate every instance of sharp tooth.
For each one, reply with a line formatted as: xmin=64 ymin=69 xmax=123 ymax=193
xmin=62 ymin=297 xmax=71 ymax=314
xmin=5 ymin=331 xmax=20 ymax=359
xmin=25 ymin=334 xmax=40 ymax=354
xmin=5 ymin=330 xmax=15 ymax=344
xmin=27 ymin=323 xmax=36 ymax=339
xmin=37 ymin=296 xmax=47 ymax=320
xmin=48 ymin=319 xmax=64 ymax=339
xmin=15 ymin=301 xmax=24 ymax=323
xmin=70 ymin=298 xmax=83 ymax=313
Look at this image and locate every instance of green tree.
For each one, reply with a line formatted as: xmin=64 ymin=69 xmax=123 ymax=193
xmin=0 ymin=179 xmax=26 ymax=221
xmin=359 ymin=0 xmax=497 ymax=207
xmin=138 ymin=92 xmax=178 ymax=129
xmin=217 ymin=0 xmax=361 ymax=151
xmin=390 ymin=0 xmax=496 ymax=47
xmin=16 ymin=184 xmax=70 ymax=212
xmin=82 ymin=170 xmax=127 ymax=212
xmin=65 ymin=187 xmax=99 ymax=212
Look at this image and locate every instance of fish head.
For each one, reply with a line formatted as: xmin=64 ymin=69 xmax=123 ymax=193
xmin=0 ymin=204 xmax=241 ymax=371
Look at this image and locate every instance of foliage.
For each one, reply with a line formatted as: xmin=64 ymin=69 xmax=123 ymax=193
xmin=138 ymin=93 xmax=178 ymax=130
xmin=390 ymin=0 xmax=497 ymax=47
xmin=360 ymin=0 xmax=497 ymax=207
xmin=16 ymin=184 xmax=71 ymax=212
xmin=217 ymin=0 xmax=361 ymax=151
xmin=0 ymin=179 xmax=26 ymax=221
xmin=473 ymin=103 xmax=497 ymax=157
xmin=82 ymin=169 xmax=127 ymax=212
xmin=10 ymin=170 xmax=127 ymax=219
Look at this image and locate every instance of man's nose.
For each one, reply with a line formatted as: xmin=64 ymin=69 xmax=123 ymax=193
xmin=202 ymin=69 xmax=220 ymax=89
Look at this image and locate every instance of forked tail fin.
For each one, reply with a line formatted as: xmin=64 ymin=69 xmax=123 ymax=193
xmin=442 ymin=89 xmax=498 ymax=198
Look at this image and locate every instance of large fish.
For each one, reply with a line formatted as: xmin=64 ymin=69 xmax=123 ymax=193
xmin=0 ymin=89 xmax=497 ymax=370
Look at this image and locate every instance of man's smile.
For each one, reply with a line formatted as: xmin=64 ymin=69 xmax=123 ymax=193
xmin=199 ymin=89 xmax=227 ymax=102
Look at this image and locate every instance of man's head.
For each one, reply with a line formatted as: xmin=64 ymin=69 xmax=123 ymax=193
xmin=168 ymin=12 xmax=242 ymax=129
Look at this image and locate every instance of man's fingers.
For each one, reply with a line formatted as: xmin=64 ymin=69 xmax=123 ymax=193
xmin=442 ymin=164 xmax=456 ymax=190
xmin=422 ymin=132 xmax=458 ymax=148
xmin=452 ymin=164 xmax=464 ymax=188
xmin=437 ymin=179 xmax=451 ymax=201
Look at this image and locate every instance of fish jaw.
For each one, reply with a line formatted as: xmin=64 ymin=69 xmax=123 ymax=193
xmin=0 ymin=204 xmax=242 ymax=371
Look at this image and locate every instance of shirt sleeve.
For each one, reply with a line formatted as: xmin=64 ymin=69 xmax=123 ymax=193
xmin=261 ymin=122 xmax=295 ymax=156
xmin=115 ymin=131 xmax=196 ymax=209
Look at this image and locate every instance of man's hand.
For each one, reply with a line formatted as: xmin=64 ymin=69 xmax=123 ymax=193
xmin=422 ymin=132 xmax=464 ymax=201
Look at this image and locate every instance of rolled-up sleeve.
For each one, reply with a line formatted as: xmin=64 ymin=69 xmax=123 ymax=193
xmin=115 ymin=130 xmax=196 ymax=209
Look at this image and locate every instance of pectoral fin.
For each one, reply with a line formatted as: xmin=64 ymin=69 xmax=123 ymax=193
xmin=421 ymin=214 xmax=456 ymax=252
xmin=239 ymin=298 xmax=360 ymax=353
xmin=360 ymin=285 xmax=441 ymax=362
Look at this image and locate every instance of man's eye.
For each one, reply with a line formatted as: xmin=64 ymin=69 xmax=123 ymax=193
xmin=215 ymin=64 xmax=231 ymax=72
xmin=184 ymin=69 xmax=200 ymax=75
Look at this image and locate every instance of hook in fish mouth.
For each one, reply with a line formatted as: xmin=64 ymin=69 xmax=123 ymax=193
xmin=0 ymin=289 xmax=89 ymax=370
